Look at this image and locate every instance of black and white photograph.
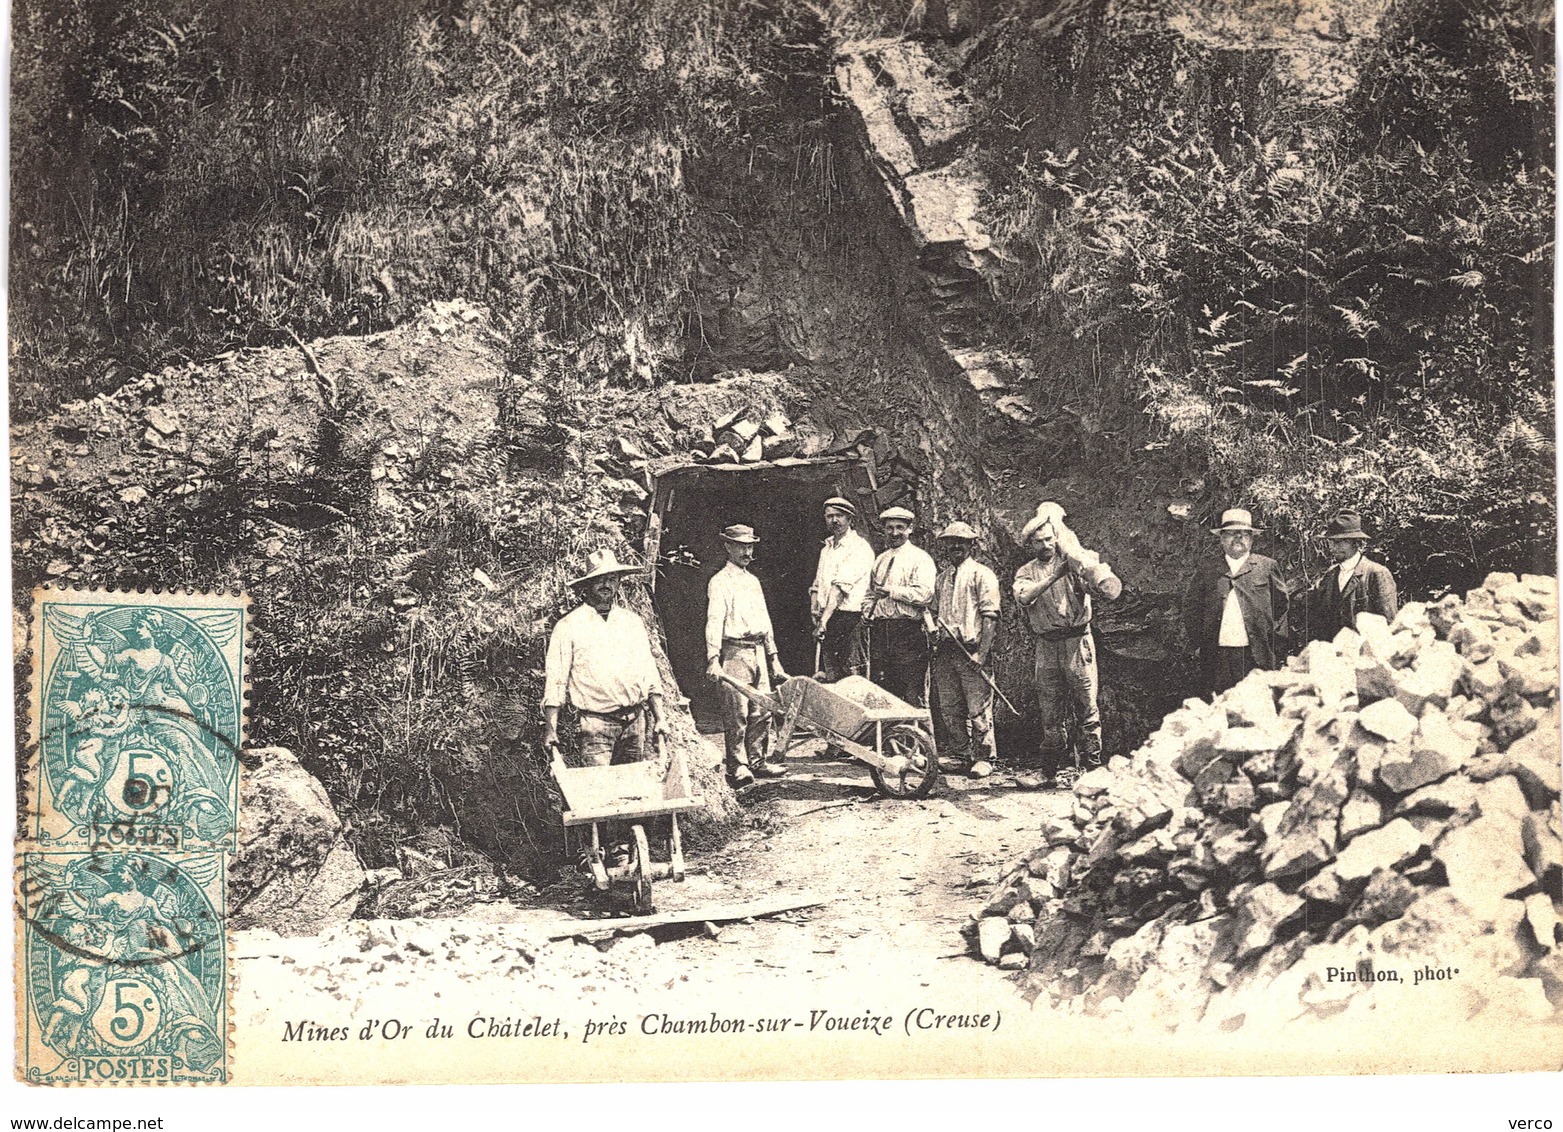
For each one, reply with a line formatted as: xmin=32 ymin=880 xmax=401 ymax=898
xmin=5 ymin=0 xmax=1560 ymax=1114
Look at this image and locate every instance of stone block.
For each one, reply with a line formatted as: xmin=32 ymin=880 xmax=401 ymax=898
xmin=233 ymin=747 xmax=366 ymax=936
xmin=1234 ymin=882 xmax=1306 ymax=962
xmin=1396 ymin=774 xmax=1479 ymax=823
xmin=1377 ymin=708 xmax=1471 ymax=793
xmin=1343 ymin=869 xmax=1420 ymax=929
xmin=1040 ymin=814 xmax=1080 ymax=847
xmin=1476 ymin=774 xmax=1531 ymax=825
xmin=1521 ymin=808 xmax=1562 ymax=892
xmin=1339 ymin=790 xmax=1385 ymax=841
xmin=1355 ymin=653 xmax=1398 ymax=704
xmin=1428 ymin=592 xmax=1465 ymax=636
xmin=1360 ymin=697 xmax=1418 ymax=744
xmin=978 ymin=916 xmax=1011 ymax=963
xmin=1522 ymin=892 xmax=1559 ymax=951
xmin=1225 ymin=680 xmax=1282 ymax=730
xmin=1075 ymin=766 xmax=1113 ymax=796
xmin=1333 ymin=818 xmax=1425 ymax=882
xmin=1434 ymin=815 xmax=1537 ymax=918
xmin=1391 ymin=602 xmax=1432 ymax=635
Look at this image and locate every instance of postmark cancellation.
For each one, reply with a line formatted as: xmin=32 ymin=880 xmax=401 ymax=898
xmin=24 ymin=589 xmax=249 ymax=853
xmin=16 ymin=850 xmax=229 ymax=1085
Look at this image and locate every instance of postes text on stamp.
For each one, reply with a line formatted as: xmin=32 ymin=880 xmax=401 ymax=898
xmin=27 ymin=589 xmax=248 ymax=852
xmin=17 ymin=850 xmax=229 ymax=1084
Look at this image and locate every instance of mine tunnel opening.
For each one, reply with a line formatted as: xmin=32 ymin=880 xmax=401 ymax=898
xmin=650 ymin=457 xmax=879 ymax=731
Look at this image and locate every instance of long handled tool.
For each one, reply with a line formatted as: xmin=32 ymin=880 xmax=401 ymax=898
xmin=927 ymin=615 xmax=1020 ymax=717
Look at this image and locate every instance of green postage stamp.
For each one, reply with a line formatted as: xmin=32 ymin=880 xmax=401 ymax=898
xmin=25 ymin=589 xmax=249 ymax=853
xmin=16 ymin=851 xmax=229 ymax=1084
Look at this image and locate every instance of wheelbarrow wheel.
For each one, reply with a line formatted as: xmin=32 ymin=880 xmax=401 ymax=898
xmin=870 ymin=723 xmax=939 ymax=799
xmin=629 ymin=823 xmax=654 ymax=913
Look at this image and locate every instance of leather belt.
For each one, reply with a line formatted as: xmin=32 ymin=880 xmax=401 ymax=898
xmin=1036 ymin=623 xmax=1090 ymax=641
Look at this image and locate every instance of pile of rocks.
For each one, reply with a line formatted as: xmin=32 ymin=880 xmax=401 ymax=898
xmin=969 ymin=572 xmax=1562 ymax=1029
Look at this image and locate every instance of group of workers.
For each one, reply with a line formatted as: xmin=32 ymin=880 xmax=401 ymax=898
xmin=544 ymin=496 xmax=1399 ymax=798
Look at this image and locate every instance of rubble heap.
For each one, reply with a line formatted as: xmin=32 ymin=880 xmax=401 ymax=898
xmin=968 ymin=572 xmax=1563 ymax=1029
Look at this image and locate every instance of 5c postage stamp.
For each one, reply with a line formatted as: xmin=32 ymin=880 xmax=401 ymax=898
xmin=25 ymin=589 xmax=249 ymax=853
xmin=16 ymin=850 xmax=229 ymax=1085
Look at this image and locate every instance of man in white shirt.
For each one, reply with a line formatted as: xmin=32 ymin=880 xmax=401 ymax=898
xmin=810 ymin=496 xmax=875 ymax=682
xmin=706 ymin=524 xmax=789 ymax=786
xmin=864 ymin=505 xmax=936 ymax=706
xmin=543 ymin=549 xmax=668 ymax=767
xmin=927 ymin=521 xmax=1002 ymax=777
xmin=1183 ymin=508 xmax=1290 ymax=696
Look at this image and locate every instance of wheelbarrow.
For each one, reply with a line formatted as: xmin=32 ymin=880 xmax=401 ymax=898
xmin=716 ymin=673 xmax=939 ymax=798
xmin=551 ymin=743 xmax=703 ymax=914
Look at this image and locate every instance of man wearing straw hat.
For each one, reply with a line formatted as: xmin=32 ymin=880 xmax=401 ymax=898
xmin=810 ymin=496 xmax=875 ymax=683
xmin=1013 ymin=502 xmax=1122 ymax=786
xmin=864 ymin=505 xmax=937 ymax=707
xmin=1303 ymin=509 xmax=1398 ymax=641
xmin=706 ymin=524 xmax=788 ymax=787
xmin=543 ymin=549 xmax=668 ymax=771
xmin=1183 ymin=507 xmax=1290 ymax=696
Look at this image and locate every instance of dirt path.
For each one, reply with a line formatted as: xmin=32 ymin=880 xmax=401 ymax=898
xmin=237 ymin=737 xmax=1070 ymax=1062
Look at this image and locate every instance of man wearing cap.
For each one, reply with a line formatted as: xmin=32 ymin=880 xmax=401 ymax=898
xmin=864 ymin=506 xmax=937 ymax=706
xmin=1183 ymin=507 xmax=1290 ymax=696
xmin=810 ymin=497 xmax=875 ymax=682
xmin=1013 ymin=502 xmax=1122 ymax=785
xmin=927 ymin=521 xmax=1001 ymax=777
xmin=1304 ymin=510 xmax=1398 ymax=641
xmin=543 ymin=549 xmax=668 ymax=771
xmin=706 ymin=524 xmax=788 ymax=787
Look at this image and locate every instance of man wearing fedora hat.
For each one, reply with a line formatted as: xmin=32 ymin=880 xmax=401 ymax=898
xmin=864 ymin=505 xmax=937 ymax=706
xmin=1013 ymin=502 xmax=1122 ymax=786
xmin=706 ymin=523 xmax=788 ymax=787
xmin=1183 ymin=507 xmax=1290 ymax=696
xmin=810 ymin=496 xmax=875 ymax=683
xmin=543 ymin=549 xmax=668 ymax=771
xmin=1303 ymin=510 xmax=1398 ymax=641
xmin=928 ymin=521 xmax=1002 ymax=777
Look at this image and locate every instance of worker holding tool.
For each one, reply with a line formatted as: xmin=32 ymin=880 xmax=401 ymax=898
xmin=706 ymin=523 xmax=788 ymax=787
xmin=543 ymin=549 xmax=669 ymax=863
xmin=810 ymin=496 xmax=875 ymax=682
xmin=927 ymin=521 xmax=1003 ymax=778
xmin=1013 ymin=502 xmax=1122 ymax=790
xmin=864 ymin=506 xmax=937 ymax=706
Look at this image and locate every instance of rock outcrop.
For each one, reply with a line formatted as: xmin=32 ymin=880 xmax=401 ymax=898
xmin=968 ymin=572 xmax=1563 ymax=1030
xmin=233 ymin=747 xmax=367 ymax=935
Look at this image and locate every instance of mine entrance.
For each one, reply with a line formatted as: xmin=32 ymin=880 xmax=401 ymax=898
xmin=649 ymin=457 xmax=878 ymax=732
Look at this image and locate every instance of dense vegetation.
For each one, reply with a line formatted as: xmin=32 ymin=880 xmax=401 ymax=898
xmin=11 ymin=0 xmax=1555 ymax=867
xmin=973 ymin=0 xmax=1555 ymax=593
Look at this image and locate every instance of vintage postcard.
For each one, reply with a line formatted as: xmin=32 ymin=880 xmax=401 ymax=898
xmin=7 ymin=0 xmax=1560 ymax=1104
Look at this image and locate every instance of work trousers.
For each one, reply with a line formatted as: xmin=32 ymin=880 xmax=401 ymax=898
xmin=1208 ymin=645 xmax=1254 ymax=698
xmin=572 ymin=708 xmax=647 ymax=854
xmin=870 ymin=618 xmax=928 ymax=707
xmin=1033 ymin=631 xmax=1102 ymax=776
xmin=718 ymin=641 xmax=771 ymax=769
xmin=818 ymin=611 xmax=865 ymax=682
xmin=574 ymin=709 xmax=646 ymax=768
xmin=930 ymin=645 xmax=994 ymax=765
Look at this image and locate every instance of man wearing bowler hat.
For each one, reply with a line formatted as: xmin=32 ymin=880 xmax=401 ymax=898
xmin=1304 ymin=509 xmax=1398 ymax=641
xmin=544 ymin=549 xmax=668 ymax=861
xmin=1183 ymin=507 xmax=1290 ymax=696
xmin=810 ymin=496 xmax=875 ymax=682
xmin=706 ymin=524 xmax=788 ymax=787
xmin=864 ymin=505 xmax=937 ymax=706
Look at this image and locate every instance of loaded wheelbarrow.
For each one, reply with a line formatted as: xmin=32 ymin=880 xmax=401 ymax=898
xmin=717 ymin=673 xmax=940 ymax=799
xmin=550 ymin=744 xmax=703 ymax=914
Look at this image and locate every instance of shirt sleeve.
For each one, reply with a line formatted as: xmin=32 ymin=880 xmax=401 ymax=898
xmin=1014 ymin=557 xmax=1067 ymax=604
xmin=977 ymin=566 xmax=1002 ymax=618
xmin=887 ymin=550 xmax=935 ymax=607
xmin=837 ymin=538 xmax=874 ymax=595
xmin=630 ymin=613 xmax=663 ymax=695
xmin=542 ymin=618 xmax=571 ymax=709
xmin=705 ymin=574 xmax=725 ymax=663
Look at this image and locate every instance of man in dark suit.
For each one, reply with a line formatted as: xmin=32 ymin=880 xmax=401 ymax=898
xmin=1304 ymin=510 xmax=1398 ymax=640
xmin=1183 ymin=508 xmax=1290 ymax=697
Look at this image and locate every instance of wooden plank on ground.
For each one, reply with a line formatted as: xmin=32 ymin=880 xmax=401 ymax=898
xmin=542 ymin=892 xmax=830 ymax=940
